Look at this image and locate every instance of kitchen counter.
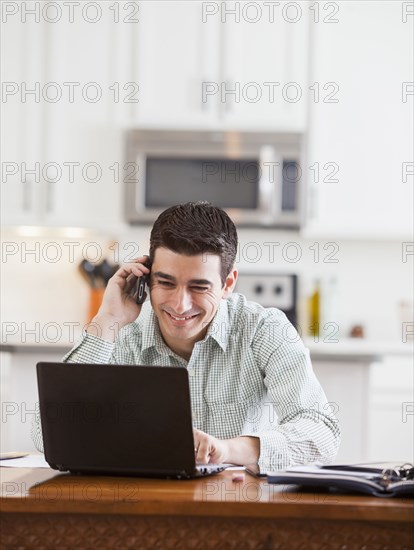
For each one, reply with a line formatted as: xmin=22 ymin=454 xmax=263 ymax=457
xmin=304 ymin=338 xmax=413 ymax=362
xmin=0 ymin=343 xmax=73 ymax=354
xmin=1 ymin=339 xmax=412 ymax=361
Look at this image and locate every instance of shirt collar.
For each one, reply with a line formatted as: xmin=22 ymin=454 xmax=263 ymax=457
xmin=205 ymin=298 xmax=230 ymax=352
xmin=139 ymin=304 xmax=166 ymax=354
xmin=139 ymin=299 xmax=230 ymax=353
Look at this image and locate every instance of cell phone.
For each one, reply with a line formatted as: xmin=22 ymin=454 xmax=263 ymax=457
xmin=133 ymin=259 xmax=151 ymax=305
xmin=134 ymin=273 xmax=149 ymax=304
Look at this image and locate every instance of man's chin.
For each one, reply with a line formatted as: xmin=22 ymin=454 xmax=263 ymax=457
xmin=160 ymin=315 xmax=207 ymax=340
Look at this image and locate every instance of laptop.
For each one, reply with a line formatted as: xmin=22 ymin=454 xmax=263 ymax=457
xmin=36 ymin=362 xmax=229 ymax=479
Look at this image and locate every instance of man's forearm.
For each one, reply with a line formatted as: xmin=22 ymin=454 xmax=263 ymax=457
xmin=86 ymin=314 xmax=127 ymax=343
xmin=194 ymin=428 xmax=260 ymax=465
xmin=225 ymin=436 xmax=260 ymax=465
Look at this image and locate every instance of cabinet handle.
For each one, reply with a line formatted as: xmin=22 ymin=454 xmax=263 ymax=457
xmin=217 ymin=80 xmax=235 ymax=120
xmin=200 ymin=78 xmax=208 ymax=112
xmin=45 ymin=180 xmax=53 ymax=214
xmin=22 ymin=179 xmax=31 ymax=212
xmin=224 ymin=80 xmax=234 ymax=114
xmin=308 ymin=185 xmax=318 ymax=221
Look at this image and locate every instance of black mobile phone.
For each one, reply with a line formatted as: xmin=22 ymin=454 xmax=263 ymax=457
xmin=133 ymin=260 xmax=151 ymax=304
xmin=135 ymin=273 xmax=149 ymax=304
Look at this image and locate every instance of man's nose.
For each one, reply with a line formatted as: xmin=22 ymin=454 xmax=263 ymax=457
xmin=171 ymin=287 xmax=192 ymax=314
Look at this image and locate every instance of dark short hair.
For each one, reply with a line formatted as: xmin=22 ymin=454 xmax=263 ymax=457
xmin=149 ymin=202 xmax=238 ymax=286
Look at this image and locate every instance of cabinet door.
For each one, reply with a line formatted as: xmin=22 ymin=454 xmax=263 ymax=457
xmin=366 ymin=357 xmax=413 ymax=462
xmin=304 ymin=1 xmax=413 ymax=239
xmin=220 ymin=3 xmax=309 ymax=130
xmin=1 ymin=17 xmax=46 ymax=225
xmin=2 ymin=10 xmax=130 ymax=230
xmin=312 ymin=359 xmax=370 ymax=463
xmin=41 ymin=13 xmax=127 ymax=229
xmin=135 ymin=1 xmax=220 ymax=127
xmin=1 ymin=351 xmax=65 ymax=453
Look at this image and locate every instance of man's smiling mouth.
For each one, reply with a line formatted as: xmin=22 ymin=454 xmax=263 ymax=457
xmin=165 ymin=311 xmax=199 ymax=322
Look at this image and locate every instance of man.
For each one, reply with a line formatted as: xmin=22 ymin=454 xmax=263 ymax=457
xmin=33 ymin=202 xmax=340 ymax=468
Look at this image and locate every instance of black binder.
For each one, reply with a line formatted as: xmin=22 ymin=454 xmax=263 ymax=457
xmin=267 ymin=462 xmax=414 ymax=497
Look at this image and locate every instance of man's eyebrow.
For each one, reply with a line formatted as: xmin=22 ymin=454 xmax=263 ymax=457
xmin=188 ymin=279 xmax=212 ymax=286
xmin=153 ymin=272 xmax=176 ymax=281
xmin=153 ymin=272 xmax=212 ymax=286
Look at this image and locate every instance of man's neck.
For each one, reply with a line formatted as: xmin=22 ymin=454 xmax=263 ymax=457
xmin=161 ymin=326 xmax=209 ymax=362
xmin=163 ymin=336 xmax=194 ymax=362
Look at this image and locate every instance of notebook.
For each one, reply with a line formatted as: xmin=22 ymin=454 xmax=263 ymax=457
xmin=267 ymin=462 xmax=414 ymax=497
xmin=36 ymin=362 xmax=229 ymax=479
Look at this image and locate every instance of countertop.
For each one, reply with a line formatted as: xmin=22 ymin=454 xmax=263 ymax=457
xmin=303 ymin=339 xmax=413 ymax=361
xmin=1 ymin=339 xmax=412 ymax=362
xmin=0 ymin=343 xmax=73 ymax=354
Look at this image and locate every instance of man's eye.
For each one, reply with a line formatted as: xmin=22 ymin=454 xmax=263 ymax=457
xmin=159 ymin=281 xmax=174 ymax=287
xmin=192 ymin=286 xmax=208 ymax=292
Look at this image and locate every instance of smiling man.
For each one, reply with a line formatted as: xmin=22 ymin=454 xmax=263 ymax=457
xmin=32 ymin=202 xmax=340 ymax=468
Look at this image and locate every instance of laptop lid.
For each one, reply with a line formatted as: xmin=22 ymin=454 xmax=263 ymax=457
xmin=36 ymin=362 xmax=198 ymax=477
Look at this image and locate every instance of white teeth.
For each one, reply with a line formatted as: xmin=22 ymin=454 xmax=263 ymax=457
xmin=170 ymin=314 xmax=193 ymax=321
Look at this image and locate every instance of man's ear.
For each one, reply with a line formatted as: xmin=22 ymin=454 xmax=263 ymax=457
xmin=222 ymin=267 xmax=238 ymax=298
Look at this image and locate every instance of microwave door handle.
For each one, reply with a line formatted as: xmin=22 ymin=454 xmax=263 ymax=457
xmin=258 ymin=149 xmax=282 ymax=222
xmin=135 ymin=153 xmax=146 ymax=216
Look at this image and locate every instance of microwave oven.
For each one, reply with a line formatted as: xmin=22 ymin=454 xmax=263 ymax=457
xmin=124 ymin=129 xmax=303 ymax=227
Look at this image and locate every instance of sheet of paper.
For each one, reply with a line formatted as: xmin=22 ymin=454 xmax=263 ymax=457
xmin=0 ymin=453 xmax=50 ymax=468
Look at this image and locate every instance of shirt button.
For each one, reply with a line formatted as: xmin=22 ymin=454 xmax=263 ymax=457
xmin=188 ymin=369 xmax=195 ymax=377
xmin=192 ymin=410 xmax=197 ymax=420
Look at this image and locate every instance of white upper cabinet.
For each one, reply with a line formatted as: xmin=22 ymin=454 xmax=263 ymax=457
xmin=303 ymin=1 xmax=413 ymax=239
xmin=1 ymin=17 xmax=46 ymax=226
xmin=41 ymin=14 xmax=125 ymax=228
xmin=1 ymin=6 xmax=130 ymax=229
xmin=135 ymin=1 xmax=220 ymax=128
xmin=220 ymin=3 xmax=309 ymax=131
xmin=134 ymin=1 xmax=309 ymax=130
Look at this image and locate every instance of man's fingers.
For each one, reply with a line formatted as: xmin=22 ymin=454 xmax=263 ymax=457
xmin=196 ymin=444 xmax=210 ymax=464
xmin=123 ymin=273 xmax=138 ymax=296
xmin=128 ymin=255 xmax=151 ymax=268
xmin=119 ymin=261 xmax=150 ymax=278
xmin=111 ymin=261 xmax=150 ymax=288
xmin=194 ymin=429 xmax=212 ymax=464
xmin=132 ymin=255 xmax=150 ymax=263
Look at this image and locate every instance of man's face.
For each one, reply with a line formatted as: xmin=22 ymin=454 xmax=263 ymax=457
xmin=149 ymin=247 xmax=237 ymax=358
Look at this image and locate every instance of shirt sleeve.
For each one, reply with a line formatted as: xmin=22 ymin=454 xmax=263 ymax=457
xmin=62 ymin=331 xmax=116 ymax=363
xmin=244 ymin=319 xmax=341 ymax=470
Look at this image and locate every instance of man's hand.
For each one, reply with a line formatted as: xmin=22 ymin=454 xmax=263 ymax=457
xmin=194 ymin=428 xmax=260 ymax=466
xmin=194 ymin=428 xmax=228 ymax=464
xmin=87 ymin=256 xmax=151 ymax=342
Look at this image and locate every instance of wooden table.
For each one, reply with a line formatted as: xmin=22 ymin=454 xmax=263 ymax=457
xmin=1 ymin=467 xmax=413 ymax=549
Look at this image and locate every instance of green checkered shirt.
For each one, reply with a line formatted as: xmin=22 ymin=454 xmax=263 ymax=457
xmin=32 ymin=293 xmax=340 ymax=469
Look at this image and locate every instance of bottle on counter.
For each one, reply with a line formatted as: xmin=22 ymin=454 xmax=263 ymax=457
xmin=308 ymin=279 xmax=321 ymax=338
